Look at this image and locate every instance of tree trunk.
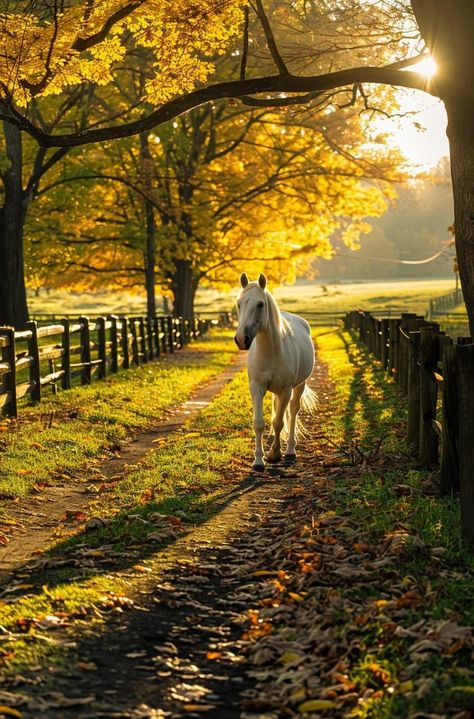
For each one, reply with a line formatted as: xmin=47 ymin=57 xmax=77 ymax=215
xmin=170 ymin=259 xmax=198 ymax=318
xmin=140 ymin=132 xmax=157 ymax=318
xmin=411 ymin=1 xmax=474 ymax=336
xmin=0 ymin=122 xmax=29 ymax=328
xmin=445 ymin=100 xmax=474 ymax=337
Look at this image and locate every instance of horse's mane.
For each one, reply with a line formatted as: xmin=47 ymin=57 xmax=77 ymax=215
xmin=265 ymin=288 xmax=291 ymax=336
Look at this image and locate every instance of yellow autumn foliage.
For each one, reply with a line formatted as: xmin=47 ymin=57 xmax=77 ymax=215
xmin=0 ymin=0 xmax=243 ymax=105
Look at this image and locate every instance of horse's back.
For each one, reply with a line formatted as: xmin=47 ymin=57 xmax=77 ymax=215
xmin=281 ymin=311 xmax=311 ymax=335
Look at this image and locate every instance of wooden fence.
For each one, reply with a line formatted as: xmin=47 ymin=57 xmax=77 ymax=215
xmin=0 ymin=315 xmax=211 ymax=419
xmin=344 ymin=310 xmax=474 ymax=544
xmin=429 ymin=287 xmax=464 ymax=318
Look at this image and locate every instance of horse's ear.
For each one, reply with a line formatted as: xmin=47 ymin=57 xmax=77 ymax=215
xmin=240 ymin=273 xmax=249 ymax=288
xmin=258 ymin=273 xmax=267 ymax=289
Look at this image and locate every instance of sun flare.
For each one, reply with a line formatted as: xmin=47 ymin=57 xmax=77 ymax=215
xmin=412 ymin=56 xmax=437 ymax=78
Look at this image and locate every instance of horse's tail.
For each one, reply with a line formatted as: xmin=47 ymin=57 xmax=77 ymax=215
xmin=283 ymin=382 xmax=317 ymax=440
xmin=301 ymin=384 xmax=318 ymax=416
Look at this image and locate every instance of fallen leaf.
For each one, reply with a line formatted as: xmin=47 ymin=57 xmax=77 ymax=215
xmin=298 ymin=699 xmax=336 ymax=712
xmin=206 ymin=651 xmax=222 ymax=660
xmin=0 ymin=707 xmax=22 ymax=718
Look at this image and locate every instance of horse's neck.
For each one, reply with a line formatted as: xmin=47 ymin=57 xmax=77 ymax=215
xmin=256 ymin=294 xmax=284 ymax=355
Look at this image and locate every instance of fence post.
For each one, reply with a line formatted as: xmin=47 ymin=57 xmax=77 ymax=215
xmin=61 ymin=318 xmax=71 ymax=390
xmin=79 ymin=316 xmax=91 ymax=385
xmin=457 ymin=342 xmax=474 ymax=543
xmin=399 ymin=314 xmax=416 ymax=395
xmin=138 ymin=317 xmax=147 ymax=363
xmin=109 ymin=315 xmax=119 ymax=373
xmin=97 ymin=316 xmax=107 ymax=379
xmin=418 ymin=327 xmax=439 ymax=466
xmin=407 ymin=320 xmax=421 ymax=450
xmin=391 ymin=319 xmax=401 ymax=381
xmin=130 ymin=319 xmax=140 ymax=366
xmin=380 ymin=319 xmax=389 ymax=370
xmin=167 ymin=317 xmax=174 ymax=353
xmin=440 ymin=338 xmax=459 ymax=496
xmin=153 ymin=317 xmax=161 ymax=357
xmin=146 ymin=317 xmax=154 ymax=360
xmin=2 ymin=328 xmax=17 ymax=417
xmin=121 ymin=317 xmax=130 ymax=370
xmin=25 ymin=320 xmax=41 ymax=403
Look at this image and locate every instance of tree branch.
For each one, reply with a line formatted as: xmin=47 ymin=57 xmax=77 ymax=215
xmin=8 ymin=62 xmax=434 ymax=148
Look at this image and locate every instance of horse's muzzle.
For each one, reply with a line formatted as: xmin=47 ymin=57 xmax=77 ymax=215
xmin=234 ymin=334 xmax=253 ymax=350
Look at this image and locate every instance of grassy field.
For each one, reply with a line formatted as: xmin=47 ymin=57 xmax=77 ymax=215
xmin=27 ymin=278 xmax=459 ymax=319
xmin=0 ymin=331 xmax=237 ymax=500
xmin=0 ymin=326 xmax=472 ymax=718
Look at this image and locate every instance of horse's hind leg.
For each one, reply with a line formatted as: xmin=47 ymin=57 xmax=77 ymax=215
xmin=266 ymin=388 xmax=291 ymax=463
xmin=285 ymin=382 xmax=305 ymax=461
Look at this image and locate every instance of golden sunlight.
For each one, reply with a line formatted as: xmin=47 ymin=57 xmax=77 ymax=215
xmin=411 ymin=56 xmax=437 ymax=78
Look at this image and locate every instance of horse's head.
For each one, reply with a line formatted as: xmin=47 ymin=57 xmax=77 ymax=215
xmin=234 ymin=273 xmax=268 ymax=350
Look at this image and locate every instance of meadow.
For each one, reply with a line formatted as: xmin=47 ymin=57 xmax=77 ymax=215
xmin=27 ymin=277 xmax=459 ymax=320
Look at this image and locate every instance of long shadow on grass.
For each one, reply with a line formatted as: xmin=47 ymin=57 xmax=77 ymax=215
xmin=0 ymin=468 xmax=294 ymax=718
xmin=336 ymin=329 xmax=406 ymax=458
xmin=2 ymin=468 xmax=280 ymax=595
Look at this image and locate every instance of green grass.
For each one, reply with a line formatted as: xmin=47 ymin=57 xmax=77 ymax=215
xmin=0 ymin=355 xmax=258 ymax=674
xmin=313 ymin=327 xmax=474 ymax=718
xmin=0 ymin=330 xmax=237 ymax=500
xmin=52 ymin=368 xmax=257 ymax=552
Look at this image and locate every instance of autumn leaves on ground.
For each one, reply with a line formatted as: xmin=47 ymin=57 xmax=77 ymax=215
xmin=0 ymin=328 xmax=473 ymax=719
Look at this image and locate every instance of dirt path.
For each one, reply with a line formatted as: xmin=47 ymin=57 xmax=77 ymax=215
xmin=0 ymin=469 xmax=314 ymax=718
xmin=0 ymin=359 xmax=327 ymax=719
xmin=0 ymin=351 xmax=247 ymax=582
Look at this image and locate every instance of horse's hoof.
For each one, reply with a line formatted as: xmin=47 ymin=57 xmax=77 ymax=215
xmin=284 ymin=453 xmax=297 ymax=464
xmin=265 ymin=454 xmax=282 ymax=464
xmin=252 ymin=463 xmax=265 ymax=473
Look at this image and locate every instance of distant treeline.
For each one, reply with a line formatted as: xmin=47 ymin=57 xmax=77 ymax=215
xmin=317 ymin=159 xmax=454 ymax=281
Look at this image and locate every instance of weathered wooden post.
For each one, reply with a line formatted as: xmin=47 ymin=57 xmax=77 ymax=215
xmin=1 ymin=328 xmax=17 ymax=417
xmin=138 ymin=317 xmax=147 ymax=363
xmin=61 ymin=318 xmax=71 ymax=389
xmin=121 ymin=317 xmax=130 ymax=369
xmin=456 ymin=341 xmax=474 ymax=543
xmin=418 ymin=326 xmax=440 ymax=466
xmin=146 ymin=317 xmax=154 ymax=360
xmin=400 ymin=314 xmax=416 ymax=394
xmin=79 ymin=316 xmax=92 ymax=385
xmin=406 ymin=319 xmax=422 ymax=450
xmin=153 ymin=317 xmax=161 ymax=357
xmin=97 ymin=317 xmax=107 ymax=379
xmin=387 ymin=319 xmax=396 ymax=377
xmin=109 ymin=315 xmax=119 ymax=373
xmin=380 ymin=319 xmax=389 ymax=370
xmin=391 ymin=319 xmax=401 ymax=381
xmin=159 ymin=317 xmax=167 ymax=354
xmin=167 ymin=316 xmax=174 ymax=353
xmin=26 ymin=321 xmax=41 ymax=403
xmin=130 ymin=319 xmax=140 ymax=366
xmin=440 ymin=337 xmax=459 ymax=496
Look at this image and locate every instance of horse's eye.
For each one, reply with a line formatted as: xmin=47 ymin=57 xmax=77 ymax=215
xmin=257 ymin=301 xmax=264 ymax=309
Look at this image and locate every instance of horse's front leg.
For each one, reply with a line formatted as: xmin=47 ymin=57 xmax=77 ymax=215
xmin=250 ymin=381 xmax=266 ymax=472
xmin=266 ymin=388 xmax=291 ymax=464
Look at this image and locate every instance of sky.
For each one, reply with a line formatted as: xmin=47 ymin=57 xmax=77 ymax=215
xmin=374 ymin=58 xmax=450 ymax=172
xmin=380 ymin=89 xmax=449 ymax=172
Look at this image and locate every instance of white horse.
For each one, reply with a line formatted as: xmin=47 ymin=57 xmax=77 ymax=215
xmin=234 ymin=272 xmax=315 ymax=471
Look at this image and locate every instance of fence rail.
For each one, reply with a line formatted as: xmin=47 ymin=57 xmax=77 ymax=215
xmin=344 ymin=309 xmax=474 ymax=544
xmin=0 ymin=314 xmax=212 ymax=419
